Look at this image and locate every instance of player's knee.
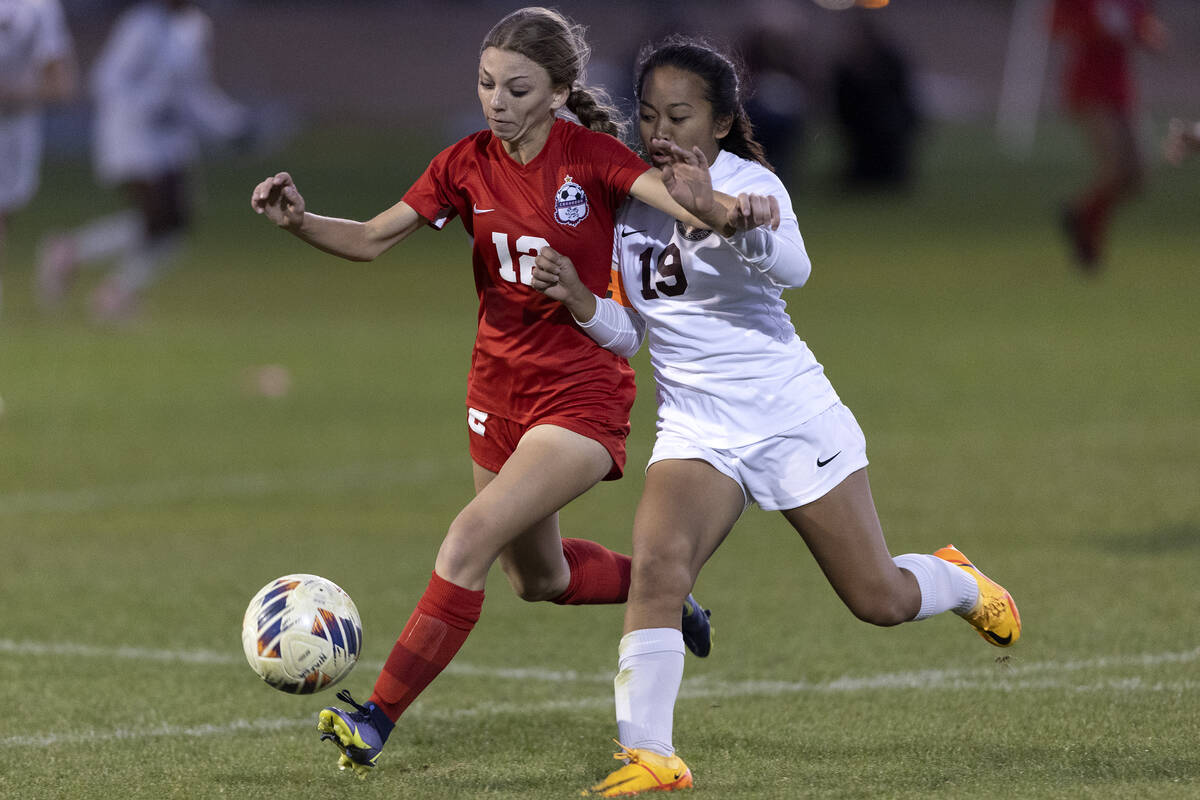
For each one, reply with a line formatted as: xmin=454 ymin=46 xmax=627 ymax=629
xmin=501 ymin=567 xmax=562 ymax=602
xmin=629 ymin=551 xmax=691 ymax=605
xmin=437 ymin=514 xmax=500 ymax=584
xmin=845 ymin=592 xmax=912 ymax=627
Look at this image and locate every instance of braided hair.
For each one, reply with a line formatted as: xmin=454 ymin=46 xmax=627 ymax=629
xmin=482 ymin=7 xmax=627 ymax=139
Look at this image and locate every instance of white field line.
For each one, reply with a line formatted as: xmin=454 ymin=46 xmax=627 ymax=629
xmin=0 ymin=639 xmax=614 ymax=684
xmin=3 ymin=677 xmax=1199 ymax=748
xmin=0 ymin=461 xmax=454 ymax=516
xmin=4 ymin=639 xmax=1198 ymax=689
xmin=1 ymin=641 xmax=1197 ymax=748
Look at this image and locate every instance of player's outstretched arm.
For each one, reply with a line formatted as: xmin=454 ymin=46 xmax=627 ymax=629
xmin=251 ymin=172 xmax=423 ymax=262
xmin=630 ymin=143 xmax=780 ymax=236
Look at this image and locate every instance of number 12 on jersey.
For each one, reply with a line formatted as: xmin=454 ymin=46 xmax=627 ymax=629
xmin=492 ymin=232 xmax=550 ymax=286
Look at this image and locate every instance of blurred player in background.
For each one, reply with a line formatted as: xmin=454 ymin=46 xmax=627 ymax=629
xmin=250 ymin=6 xmax=778 ymax=778
xmin=1164 ymin=117 xmax=1200 ymax=165
xmin=0 ymin=0 xmax=75 ymax=319
xmin=832 ymin=10 xmax=920 ymax=191
xmin=532 ymin=37 xmax=1021 ymax=796
xmin=36 ymin=0 xmax=249 ymax=322
xmin=1052 ymin=0 xmax=1167 ymax=272
xmin=736 ymin=0 xmax=815 ymax=188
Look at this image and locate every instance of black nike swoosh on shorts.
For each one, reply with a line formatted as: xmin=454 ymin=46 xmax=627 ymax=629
xmin=816 ymin=451 xmax=842 ymax=468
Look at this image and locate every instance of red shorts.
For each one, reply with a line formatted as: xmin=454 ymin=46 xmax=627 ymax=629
xmin=466 ymin=407 xmax=629 ymax=481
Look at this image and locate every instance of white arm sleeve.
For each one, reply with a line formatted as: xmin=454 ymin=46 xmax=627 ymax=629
xmin=574 ymin=297 xmax=646 ymax=358
xmin=722 ymin=217 xmax=811 ymax=288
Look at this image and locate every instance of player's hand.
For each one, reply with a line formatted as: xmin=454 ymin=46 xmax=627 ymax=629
xmin=730 ymin=192 xmax=781 ymax=232
xmin=660 ymin=141 xmax=716 ymax=221
xmin=1163 ymin=118 xmax=1200 ymax=166
xmin=251 ymin=171 xmax=306 ymax=230
xmin=661 ymin=142 xmax=780 ymax=233
xmin=532 ymin=246 xmax=587 ymax=306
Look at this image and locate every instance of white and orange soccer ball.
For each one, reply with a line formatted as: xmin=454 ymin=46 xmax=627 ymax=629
xmin=241 ymin=574 xmax=362 ymax=694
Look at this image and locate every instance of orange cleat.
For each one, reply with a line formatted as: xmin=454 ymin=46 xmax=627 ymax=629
xmin=934 ymin=545 xmax=1021 ymax=647
xmin=582 ymin=741 xmax=693 ymax=796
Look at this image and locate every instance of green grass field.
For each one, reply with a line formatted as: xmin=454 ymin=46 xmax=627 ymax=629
xmin=1 ymin=120 xmax=1198 ymax=799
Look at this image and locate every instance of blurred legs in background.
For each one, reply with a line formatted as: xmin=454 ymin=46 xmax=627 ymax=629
xmin=37 ymin=172 xmax=188 ymax=322
xmin=1061 ymin=108 xmax=1142 ymax=273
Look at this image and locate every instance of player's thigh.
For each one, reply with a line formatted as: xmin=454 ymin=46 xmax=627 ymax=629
xmin=782 ymin=468 xmax=905 ymax=602
xmin=633 ymin=458 xmax=744 ymax=588
xmin=485 ymin=448 xmax=564 ymax=593
xmin=467 ymin=424 xmax=611 ymax=556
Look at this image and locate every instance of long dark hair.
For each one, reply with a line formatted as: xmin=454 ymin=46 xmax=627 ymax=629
xmin=634 ymin=36 xmax=772 ymax=170
xmin=482 ymin=7 xmax=627 ymax=139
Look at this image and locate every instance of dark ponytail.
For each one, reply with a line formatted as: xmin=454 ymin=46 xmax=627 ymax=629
xmin=634 ymin=35 xmax=772 ymax=170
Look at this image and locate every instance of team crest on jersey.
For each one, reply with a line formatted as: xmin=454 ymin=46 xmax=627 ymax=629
xmin=676 ymin=220 xmax=713 ymax=242
xmin=554 ymin=175 xmax=589 ymax=227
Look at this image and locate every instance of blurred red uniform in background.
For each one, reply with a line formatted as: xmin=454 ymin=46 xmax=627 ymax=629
xmin=1051 ymin=0 xmax=1167 ymax=271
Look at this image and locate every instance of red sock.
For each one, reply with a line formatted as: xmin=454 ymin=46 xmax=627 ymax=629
xmin=552 ymin=537 xmax=631 ymax=605
xmin=369 ymin=571 xmax=484 ymax=722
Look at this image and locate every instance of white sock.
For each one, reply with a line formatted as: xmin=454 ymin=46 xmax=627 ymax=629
xmin=71 ymin=211 xmax=142 ymax=265
xmin=893 ymin=553 xmax=979 ymax=620
xmin=614 ymin=628 xmax=684 ymax=757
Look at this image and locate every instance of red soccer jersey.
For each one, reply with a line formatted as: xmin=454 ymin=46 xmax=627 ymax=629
xmin=1051 ymin=0 xmax=1153 ymax=113
xmin=403 ymin=118 xmax=650 ymax=426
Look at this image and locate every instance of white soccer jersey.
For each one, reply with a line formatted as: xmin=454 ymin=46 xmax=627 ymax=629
xmin=90 ymin=2 xmax=245 ymax=183
xmin=612 ymin=149 xmax=839 ymax=448
xmin=0 ymin=0 xmax=72 ymax=212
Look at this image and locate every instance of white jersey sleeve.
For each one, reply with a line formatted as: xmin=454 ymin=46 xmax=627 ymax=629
xmin=722 ymin=216 xmax=811 ymax=288
xmin=575 ymin=295 xmax=646 ymax=358
xmin=172 ymin=9 xmax=246 ymax=141
xmin=717 ymin=156 xmax=811 ymax=286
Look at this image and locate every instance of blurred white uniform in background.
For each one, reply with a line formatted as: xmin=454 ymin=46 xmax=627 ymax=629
xmin=91 ymin=0 xmax=245 ymax=184
xmin=0 ymin=0 xmax=74 ymax=315
xmin=0 ymin=0 xmax=72 ymax=211
xmin=38 ymin=0 xmax=247 ymax=322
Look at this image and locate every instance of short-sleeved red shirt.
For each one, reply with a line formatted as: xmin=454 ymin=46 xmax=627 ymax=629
xmin=1051 ymin=0 xmax=1152 ymax=114
xmin=403 ymin=118 xmax=650 ymax=427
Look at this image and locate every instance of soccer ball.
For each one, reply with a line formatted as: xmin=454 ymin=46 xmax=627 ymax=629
xmin=241 ymin=573 xmax=363 ymax=694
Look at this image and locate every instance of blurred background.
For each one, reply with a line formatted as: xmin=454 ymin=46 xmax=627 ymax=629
xmin=39 ymin=0 xmax=1200 ymax=164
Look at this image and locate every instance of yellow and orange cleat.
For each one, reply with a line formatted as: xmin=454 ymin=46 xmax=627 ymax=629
xmin=582 ymin=741 xmax=694 ymax=796
xmin=934 ymin=544 xmax=1021 ymax=647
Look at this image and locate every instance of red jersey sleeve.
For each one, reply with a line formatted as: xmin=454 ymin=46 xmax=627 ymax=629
xmin=582 ymin=130 xmax=652 ymax=213
xmin=402 ymin=134 xmax=485 ymax=230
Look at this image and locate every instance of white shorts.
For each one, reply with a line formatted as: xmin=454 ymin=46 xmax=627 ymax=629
xmin=647 ymin=402 xmax=869 ymax=512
